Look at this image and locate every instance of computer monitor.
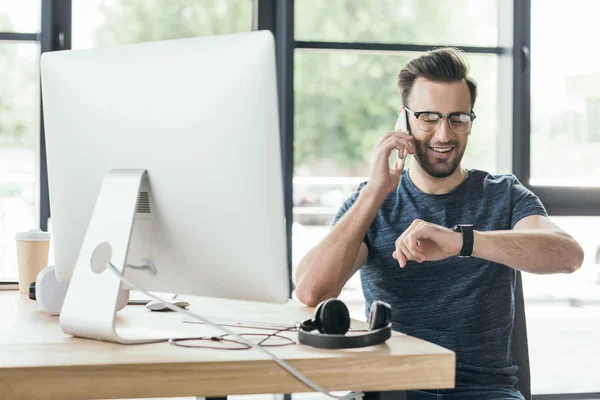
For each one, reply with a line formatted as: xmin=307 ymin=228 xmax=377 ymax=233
xmin=40 ymin=31 xmax=290 ymax=343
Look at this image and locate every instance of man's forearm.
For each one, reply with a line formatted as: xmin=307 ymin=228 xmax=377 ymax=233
xmin=295 ymin=186 xmax=386 ymax=305
xmin=472 ymin=229 xmax=584 ymax=274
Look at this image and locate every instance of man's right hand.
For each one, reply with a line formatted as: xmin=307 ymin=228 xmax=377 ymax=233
xmin=368 ymin=131 xmax=415 ymax=195
xmin=296 ymin=132 xmax=413 ymax=306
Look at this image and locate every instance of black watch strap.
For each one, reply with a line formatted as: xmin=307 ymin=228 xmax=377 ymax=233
xmin=452 ymin=224 xmax=474 ymax=257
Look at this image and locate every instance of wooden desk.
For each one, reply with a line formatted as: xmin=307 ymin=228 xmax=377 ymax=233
xmin=0 ymin=291 xmax=454 ymax=400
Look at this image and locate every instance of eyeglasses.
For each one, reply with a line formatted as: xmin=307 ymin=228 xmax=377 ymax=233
xmin=405 ymin=107 xmax=476 ymax=134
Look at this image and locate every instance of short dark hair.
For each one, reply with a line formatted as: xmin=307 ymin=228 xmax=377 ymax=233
xmin=397 ymin=47 xmax=478 ymax=111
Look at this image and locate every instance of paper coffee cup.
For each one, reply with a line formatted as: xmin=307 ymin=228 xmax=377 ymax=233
xmin=15 ymin=229 xmax=51 ymax=294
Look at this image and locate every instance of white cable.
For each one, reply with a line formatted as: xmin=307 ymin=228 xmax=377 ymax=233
xmin=107 ymin=261 xmax=364 ymax=400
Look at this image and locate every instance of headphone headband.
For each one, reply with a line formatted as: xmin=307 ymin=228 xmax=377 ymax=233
xmin=296 ymin=298 xmax=392 ymax=349
xmin=297 ymin=323 xmax=392 ymax=349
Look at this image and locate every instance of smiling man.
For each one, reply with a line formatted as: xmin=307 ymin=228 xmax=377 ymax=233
xmin=294 ymin=48 xmax=584 ymax=400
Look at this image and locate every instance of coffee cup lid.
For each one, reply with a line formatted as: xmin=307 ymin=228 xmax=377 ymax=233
xmin=15 ymin=229 xmax=51 ymax=241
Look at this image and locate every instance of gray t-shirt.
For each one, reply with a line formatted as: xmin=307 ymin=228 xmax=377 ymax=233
xmin=333 ymin=169 xmax=547 ymax=388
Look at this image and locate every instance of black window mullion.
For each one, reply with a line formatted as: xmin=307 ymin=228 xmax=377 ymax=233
xmin=296 ymin=40 xmax=508 ymax=55
xmin=254 ymin=0 xmax=275 ymax=33
xmin=512 ymin=0 xmax=531 ymax=187
xmin=39 ymin=0 xmax=72 ymax=232
xmin=276 ymin=0 xmax=295 ymax=297
xmin=257 ymin=0 xmax=295 ymax=296
xmin=531 ymin=186 xmax=600 ymax=216
xmin=0 ymin=32 xmax=38 ymax=41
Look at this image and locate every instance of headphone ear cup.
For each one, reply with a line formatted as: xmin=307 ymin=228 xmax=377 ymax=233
xmin=369 ymin=300 xmax=392 ymax=330
xmin=318 ymin=298 xmax=350 ymax=335
xmin=307 ymin=298 xmax=328 ymax=331
xmin=314 ymin=299 xmax=326 ymax=320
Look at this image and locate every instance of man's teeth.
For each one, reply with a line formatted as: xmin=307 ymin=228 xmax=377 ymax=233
xmin=430 ymin=147 xmax=452 ymax=153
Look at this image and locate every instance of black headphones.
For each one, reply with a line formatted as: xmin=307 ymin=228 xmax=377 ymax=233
xmin=297 ymin=298 xmax=392 ymax=349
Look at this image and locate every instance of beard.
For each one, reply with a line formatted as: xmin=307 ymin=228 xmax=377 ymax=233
xmin=412 ymin=139 xmax=465 ymax=178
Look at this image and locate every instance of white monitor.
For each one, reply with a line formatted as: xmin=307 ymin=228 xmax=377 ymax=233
xmin=40 ymin=31 xmax=290 ymax=343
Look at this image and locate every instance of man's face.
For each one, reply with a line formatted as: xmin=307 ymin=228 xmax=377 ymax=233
xmin=405 ymin=78 xmax=472 ymax=178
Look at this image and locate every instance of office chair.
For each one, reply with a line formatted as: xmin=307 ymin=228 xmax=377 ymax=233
xmin=512 ymin=271 xmax=531 ymax=400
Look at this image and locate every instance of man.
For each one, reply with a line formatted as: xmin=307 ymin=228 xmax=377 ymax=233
xmin=294 ymin=48 xmax=584 ymax=400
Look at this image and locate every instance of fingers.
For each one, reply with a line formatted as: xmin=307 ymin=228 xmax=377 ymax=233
xmin=390 ymin=131 xmax=415 ymax=155
xmin=399 ymin=236 xmax=425 ymax=264
xmin=393 ymin=246 xmax=408 ymax=268
xmin=397 ymin=219 xmax=423 ymax=245
xmin=394 ymin=219 xmax=427 ymax=266
xmin=389 ymin=130 xmax=413 ymax=142
xmin=373 ymin=138 xmax=406 ymax=167
xmin=369 ymin=134 xmax=409 ymax=192
xmin=375 ymin=132 xmax=393 ymax=148
xmin=397 ymin=148 xmax=405 ymax=161
xmin=394 ymin=250 xmax=407 ymax=268
xmin=373 ymin=132 xmax=414 ymax=171
xmin=379 ymin=131 xmax=415 ymax=154
xmin=376 ymin=137 xmax=412 ymax=159
xmin=406 ymin=232 xmax=427 ymax=262
xmin=392 ymin=157 xmax=404 ymax=173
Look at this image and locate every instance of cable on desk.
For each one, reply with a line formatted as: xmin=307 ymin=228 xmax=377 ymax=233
xmin=107 ymin=260 xmax=364 ymax=400
xmin=169 ymin=328 xmax=297 ymax=350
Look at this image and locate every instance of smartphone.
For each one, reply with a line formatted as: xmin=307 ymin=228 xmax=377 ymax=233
xmin=394 ymin=108 xmax=411 ymax=163
xmin=394 ymin=108 xmax=409 ymax=133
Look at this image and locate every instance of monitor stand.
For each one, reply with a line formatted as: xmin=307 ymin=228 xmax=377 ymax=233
xmin=59 ymin=169 xmax=197 ymax=344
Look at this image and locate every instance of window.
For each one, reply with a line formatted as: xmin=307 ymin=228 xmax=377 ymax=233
xmin=526 ymin=1 xmax=600 ymax=395
xmin=290 ymin=1 xmax=600 ymax=398
xmin=295 ymin=0 xmax=500 ymax=47
xmin=0 ymin=2 xmax=40 ymax=282
xmin=292 ymin=1 xmax=508 ymax=315
xmin=524 ymin=216 xmax=600 ymax=395
xmin=293 ymin=50 xmax=501 ymax=310
xmin=0 ymin=0 xmax=40 ymax=33
xmin=530 ymin=0 xmax=600 ymax=187
xmin=294 ymin=51 xmax=499 ymax=178
xmin=72 ymin=0 xmax=253 ymax=50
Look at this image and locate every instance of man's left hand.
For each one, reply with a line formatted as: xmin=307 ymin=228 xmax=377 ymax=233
xmin=393 ymin=219 xmax=463 ymax=268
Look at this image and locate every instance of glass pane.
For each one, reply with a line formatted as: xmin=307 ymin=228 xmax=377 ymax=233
xmin=531 ymin=0 xmax=600 ymax=186
xmin=0 ymin=42 xmax=40 ymax=281
xmin=72 ymin=0 xmax=253 ymax=50
xmin=292 ymin=50 xmax=498 ymax=303
xmin=524 ymin=216 xmax=600 ymax=394
xmin=0 ymin=0 xmax=40 ymax=33
xmin=295 ymin=0 xmax=499 ymax=47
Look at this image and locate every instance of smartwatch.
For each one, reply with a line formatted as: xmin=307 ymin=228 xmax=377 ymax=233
xmin=451 ymin=224 xmax=474 ymax=258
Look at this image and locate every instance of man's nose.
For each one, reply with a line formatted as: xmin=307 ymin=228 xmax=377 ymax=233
xmin=434 ymin=118 xmax=453 ymax=143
